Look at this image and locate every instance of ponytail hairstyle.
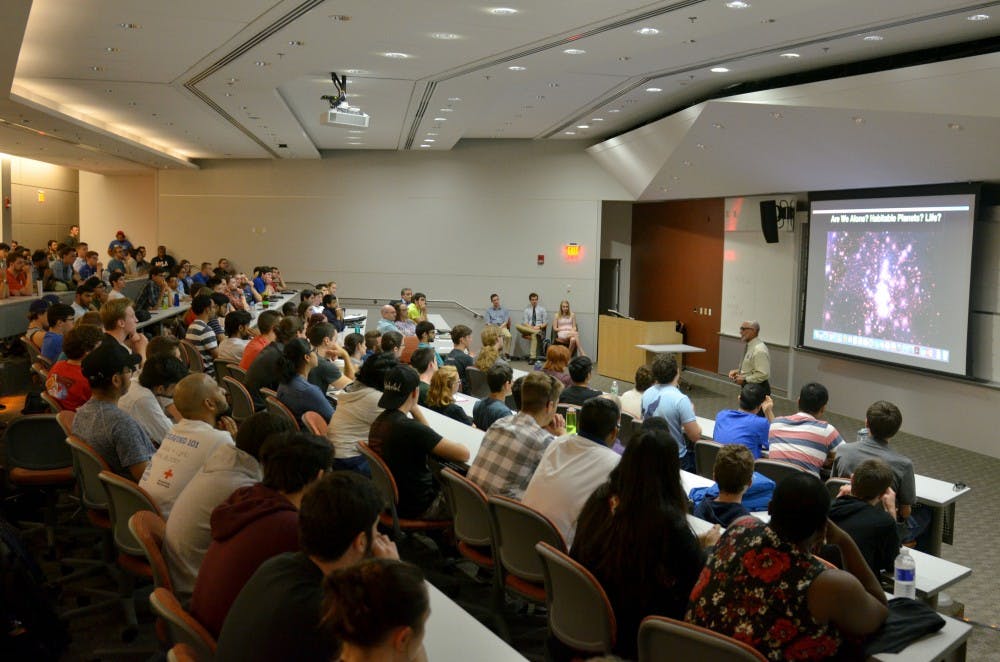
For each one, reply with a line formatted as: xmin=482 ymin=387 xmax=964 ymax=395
xmin=278 ymin=337 xmax=314 ymax=384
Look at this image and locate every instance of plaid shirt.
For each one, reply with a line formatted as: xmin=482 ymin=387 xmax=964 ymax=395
xmin=466 ymin=412 xmax=554 ymax=499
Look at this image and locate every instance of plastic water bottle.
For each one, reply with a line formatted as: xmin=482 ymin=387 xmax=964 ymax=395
xmin=173 ymin=292 xmax=179 ymax=307
xmin=856 ymin=427 xmax=870 ymax=444
xmin=565 ymin=409 xmax=577 ymax=435
xmin=893 ymin=548 xmax=916 ymax=599
xmin=610 ymin=380 xmax=619 ymax=395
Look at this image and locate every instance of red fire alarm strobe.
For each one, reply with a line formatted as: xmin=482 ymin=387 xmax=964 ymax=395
xmin=537 ymin=254 xmax=544 ymax=266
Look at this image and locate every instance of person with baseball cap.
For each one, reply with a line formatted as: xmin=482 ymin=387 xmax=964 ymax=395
xmin=72 ymin=340 xmax=153 ymax=481
xmin=367 ymin=365 xmax=469 ymax=520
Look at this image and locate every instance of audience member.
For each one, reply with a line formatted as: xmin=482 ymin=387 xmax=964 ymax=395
xmin=215 ymin=471 xmax=397 ymax=662
xmin=72 ymin=341 xmax=151 ymax=480
xmin=240 ymin=309 xmax=281 ymax=370
xmin=553 ymin=299 xmax=585 ymax=356
xmin=151 ymin=245 xmax=175 ymax=270
xmin=368 ymin=365 xmax=469 ymax=519
xmin=829 ymin=458 xmax=903 ymax=576
xmin=467 ymin=372 xmax=565 ymax=499
xmin=328 ymin=353 xmax=397 ymax=475
xmin=343 ymin=331 xmax=365 ymax=369
xmin=425 ymin=365 xmax=471 ymax=425
xmin=515 ymin=292 xmax=548 ymax=361
xmin=362 ymin=330 xmax=380 ymax=361
xmin=321 ymin=294 xmax=345 ymax=331
xmin=572 ymin=428 xmax=719 ymax=660
xmin=109 ymin=230 xmax=133 ymax=255
xmin=217 ymin=310 xmax=252 ymax=364
xmin=409 ymin=347 xmax=437 ymax=405
xmin=380 ymin=330 xmax=404 ymax=359
xmin=71 ymin=282 xmax=94 ymax=319
xmin=107 ymin=271 xmax=126 ymax=300
xmin=306 ymin=322 xmax=354 ymax=393
xmin=25 ymin=297 xmax=52 ymax=348
xmin=165 ymin=412 xmax=295 ymax=601
xmin=414 ymin=320 xmax=443 ymax=366
xmin=523 ymin=397 xmax=621 ymax=544
xmin=41 ymin=303 xmax=75 ymax=363
xmin=134 ymin=267 xmax=168 ymax=311
xmin=184 ymin=294 xmax=219 ymax=375
xmin=395 ymin=302 xmax=416 ymax=336
xmin=640 ymin=354 xmax=701 ymax=471
xmin=473 ymin=325 xmax=507 ymax=372
xmin=45 ymin=324 xmax=103 ymax=411
xmin=100 ymin=298 xmax=148 ymax=363
xmin=484 ymin=293 xmax=512 ymax=357
xmin=686 ymin=473 xmax=888 ymax=660
xmin=618 ymin=365 xmax=652 ymax=421
xmin=472 ymin=363 xmax=513 ymax=430
xmin=6 ymin=254 xmax=33 ymax=296
xmin=559 ymin=356 xmax=602 ymax=405
xmin=277 ymin=337 xmax=334 ymax=424
xmin=446 ymin=324 xmax=474 ymax=391
xmin=692 ymin=444 xmax=754 ymax=527
xmin=377 ymin=304 xmax=398 ymax=334
xmin=138 ymin=373 xmax=237 ymax=516
xmin=407 ymin=292 xmax=428 ymax=322
xmin=49 ymin=245 xmax=78 ymax=290
xmin=768 ymin=382 xmax=845 ymax=475
xmin=832 ymin=400 xmax=930 ymax=549
xmin=540 ymin=344 xmax=572 ymax=386
xmin=712 ymin=382 xmax=774 ymax=459
xmin=118 ymin=354 xmax=188 ymax=445
xmin=246 ymin=316 xmax=303 ymax=409
xmin=190 ymin=431 xmax=332 ymax=638
xmin=322 ymin=560 xmax=429 ymax=662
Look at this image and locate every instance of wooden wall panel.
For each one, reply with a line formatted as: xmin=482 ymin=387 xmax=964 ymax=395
xmin=631 ymin=198 xmax=725 ymax=372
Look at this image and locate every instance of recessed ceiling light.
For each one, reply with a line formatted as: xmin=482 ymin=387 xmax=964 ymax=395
xmin=710 ymin=66 xmax=730 ymax=73
xmin=382 ymin=52 xmax=412 ymax=59
xmin=576 ymin=125 xmax=590 ymax=129
xmin=508 ymin=65 xmax=526 ymax=71
xmin=434 ymin=117 xmax=448 ymax=121
xmin=288 ymin=40 xmax=304 ymax=46
xmin=682 ymin=160 xmax=692 ymax=166
xmin=696 ymin=143 xmax=706 ymax=149
xmin=255 ymin=61 xmax=270 ymax=67
xmin=863 ymin=34 xmax=883 ymax=41
xmin=228 ymin=78 xmax=239 ymax=83
xmin=618 ymin=56 xmax=631 ymax=62
xmin=105 ymin=47 xmax=119 ymax=53
xmin=646 ymin=87 xmax=662 ymax=92
xmin=608 ymin=109 xmax=621 ymax=113
xmin=592 ymin=118 xmax=604 ymax=122
xmin=420 ymin=144 xmax=431 ymax=148
xmin=489 ymin=7 xmax=518 ymax=15
xmin=852 ymin=116 xmax=865 ymax=124
xmin=948 ymin=123 xmax=963 ymax=131
xmin=119 ymin=22 xmax=141 ymax=29
xmin=438 ymin=108 xmax=454 ymax=112
xmin=348 ymin=130 xmax=362 ymax=134
xmin=671 ymin=175 xmax=680 ymax=181
xmin=105 ymin=88 xmax=113 ymax=93
xmin=564 ymin=131 xmax=576 ymax=135
xmin=712 ymin=122 xmax=725 ymax=129
xmin=447 ymin=97 xmax=462 ymax=102
xmin=770 ymin=112 xmax=783 ymax=119
xmin=563 ymin=48 xmax=586 ymax=55
xmin=90 ymin=66 xmax=103 ymax=71
xmin=725 ymin=1 xmax=750 ymax=8
xmin=225 ymin=92 xmax=233 ymax=97
xmin=329 ymin=15 xmax=351 ymax=21
xmin=779 ymin=52 xmax=800 ymax=58
xmin=424 ymin=139 xmax=436 ymax=143
xmin=345 ymin=69 xmax=367 ymax=75
xmin=432 ymin=32 xmax=462 ymax=40
xmin=967 ymin=14 xmax=990 ymax=21
xmin=636 ymin=27 xmax=660 ymax=35
xmin=426 ymin=132 xmax=438 ymax=136
xmin=548 ymin=82 xmax=559 ymax=87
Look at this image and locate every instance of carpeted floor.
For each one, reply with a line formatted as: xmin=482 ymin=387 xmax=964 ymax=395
xmin=2 ymin=361 xmax=996 ymax=661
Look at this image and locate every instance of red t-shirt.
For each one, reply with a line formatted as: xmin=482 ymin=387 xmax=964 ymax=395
xmin=46 ymin=361 xmax=91 ymax=411
xmin=239 ymin=335 xmax=271 ymax=370
xmin=6 ymin=267 xmax=27 ymax=294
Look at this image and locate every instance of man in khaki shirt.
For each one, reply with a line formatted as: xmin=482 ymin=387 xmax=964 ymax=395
xmin=728 ymin=320 xmax=771 ymax=395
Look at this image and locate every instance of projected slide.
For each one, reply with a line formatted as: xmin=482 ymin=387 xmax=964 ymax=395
xmin=803 ymin=192 xmax=976 ymax=376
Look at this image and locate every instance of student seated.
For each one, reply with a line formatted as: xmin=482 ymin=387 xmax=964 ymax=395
xmin=692 ymin=444 xmax=753 ymax=527
xmin=45 ymin=324 xmax=103 ymax=411
xmin=424 ymin=365 xmax=472 ymax=425
xmin=538 ymin=344 xmax=571 ymax=386
xmin=327 ymin=353 xmax=397 ymax=476
xmin=276 ymin=338 xmax=334 ymax=425
xmin=712 ymin=382 xmax=773 ymax=459
xmin=322 ymin=560 xmax=429 ymax=662
xmin=618 ymin=364 xmax=652 ymax=421
xmin=829 ymin=458 xmax=903 ymax=577
xmin=686 ymin=473 xmax=888 ymax=660
xmin=558 ymin=356 xmax=602 ymax=406
xmin=472 ymin=363 xmax=513 ymax=430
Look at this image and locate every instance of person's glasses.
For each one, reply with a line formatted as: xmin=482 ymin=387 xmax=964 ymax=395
xmin=739 ymin=326 xmax=751 ymax=331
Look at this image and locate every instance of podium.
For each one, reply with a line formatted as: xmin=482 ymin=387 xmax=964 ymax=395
xmin=597 ymin=316 xmax=683 ymax=382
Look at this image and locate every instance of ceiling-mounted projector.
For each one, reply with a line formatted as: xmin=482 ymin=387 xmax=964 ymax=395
xmin=321 ymin=108 xmax=370 ymax=128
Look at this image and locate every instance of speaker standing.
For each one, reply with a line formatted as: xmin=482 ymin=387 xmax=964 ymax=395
xmin=728 ymin=320 xmax=771 ymax=396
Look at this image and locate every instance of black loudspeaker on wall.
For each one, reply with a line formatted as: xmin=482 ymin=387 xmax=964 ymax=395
xmin=760 ymin=200 xmax=780 ymax=244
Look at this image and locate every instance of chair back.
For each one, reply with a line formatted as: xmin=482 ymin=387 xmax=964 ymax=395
xmin=399 ymin=335 xmax=419 ymax=364
xmin=302 ymin=411 xmax=328 ymax=436
xmin=264 ymin=394 xmax=301 ymax=431
xmin=356 ymin=441 xmax=400 ymax=535
xmin=259 ymin=387 xmax=278 ymax=400
xmin=40 ymin=391 xmax=63 ymax=413
xmin=128 ymin=511 xmax=173 ymax=592
xmin=222 ymin=376 xmax=255 ymax=423
xmin=66 ymin=435 xmax=111 ymax=511
xmin=754 ymin=458 xmax=809 ymax=485
xmin=31 ymin=361 xmax=50 ymax=381
xmin=213 ymin=360 xmax=232 ymax=385
xmin=536 ymin=541 xmax=616 ymax=654
xmin=167 ymin=643 xmax=199 ymax=662
xmin=694 ymin=440 xmax=724 ymax=479
xmin=179 ymin=340 xmax=205 ymax=373
xmin=4 ymin=414 xmax=73 ymax=470
xmin=98 ymin=471 xmax=162 ymax=557
xmin=226 ymin=363 xmax=248 ymax=384
xmin=56 ymin=410 xmax=76 ymax=436
xmin=439 ymin=468 xmax=492 ymax=548
xmin=638 ymin=616 xmax=767 ymax=662
xmin=21 ymin=336 xmax=40 ymax=364
xmin=149 ymin=588 xmax=217 ymax=659
xmin=618 ymin=412 xmax=635 ymax=448
xmin=825 ymin=477 xmax=850 ymax=501
xmin=488 ymin=495 xmax=566 ymax=585
xmin=465 ymin=366 xmax=490 ymax=399
xmin=504 ymin=394 xmax=517 ymax=411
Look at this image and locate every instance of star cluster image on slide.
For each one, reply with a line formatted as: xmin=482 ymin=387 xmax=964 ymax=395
xmin=822 ymin=231 xmax=939 ymax=343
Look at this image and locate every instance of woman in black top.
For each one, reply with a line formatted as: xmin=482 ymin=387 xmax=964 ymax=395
xmin=424 ymin=365 xmax=472 ymax=425
xmin=571 ymin=429 xmax=720 ymax=660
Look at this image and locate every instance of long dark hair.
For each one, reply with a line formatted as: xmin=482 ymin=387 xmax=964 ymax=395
xmin=278 ymin=337 xmax=313 ymax=384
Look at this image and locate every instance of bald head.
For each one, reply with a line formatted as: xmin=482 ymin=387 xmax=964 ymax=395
xmin=173 ymin=373 xmax=227 ymax=421
xmin=381 ymin=304 xmax=396 ymax=320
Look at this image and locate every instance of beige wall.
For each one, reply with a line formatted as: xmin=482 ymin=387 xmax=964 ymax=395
xmin=79 ymin=172 xmax=157 ymax=259
xmin=9 ymin=156 xmax=78 ymax=250
xmin=600 ymin=201 xmax=632 ymax=317
xmin=157 ymin=140 xmax=632 ymax=348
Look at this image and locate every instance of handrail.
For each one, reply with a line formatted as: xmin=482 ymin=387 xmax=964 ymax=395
xmin=287 ymin=286 xmax=484 ymax=320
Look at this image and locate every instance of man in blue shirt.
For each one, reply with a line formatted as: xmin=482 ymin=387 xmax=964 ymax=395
xmin=41 ymin=303 xmax=75 ymax=363
xmin=107 ymin=245 xmax=126 ymax=274
xmin=514 ymin=292 xmax=548 ymax=361
xmin=108 ymin=230 xmax=133 ymax=255
xmin=712 ymin=382 xmax=774 ymax=459
xmin=484 ymin=293 xmax=512 ymax=357
xmin=641 ymin=354 xmax=701 ymax=471
xmin=191 ymin=262 xmax=213 ymax=286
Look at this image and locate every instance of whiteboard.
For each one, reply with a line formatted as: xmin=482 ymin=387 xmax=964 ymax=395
xmin=720 ymin=196 xmax=798 ymax=346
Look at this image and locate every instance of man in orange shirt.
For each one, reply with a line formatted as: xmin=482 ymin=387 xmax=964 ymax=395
xmin=240 ymin=309 xmax=281 ymax=370
xmin=6 ymin=254 xmax=32 ymax=296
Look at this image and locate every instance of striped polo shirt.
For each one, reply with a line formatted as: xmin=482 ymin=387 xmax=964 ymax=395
xmin=767 ymin=413 xmax=844 ymax=475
